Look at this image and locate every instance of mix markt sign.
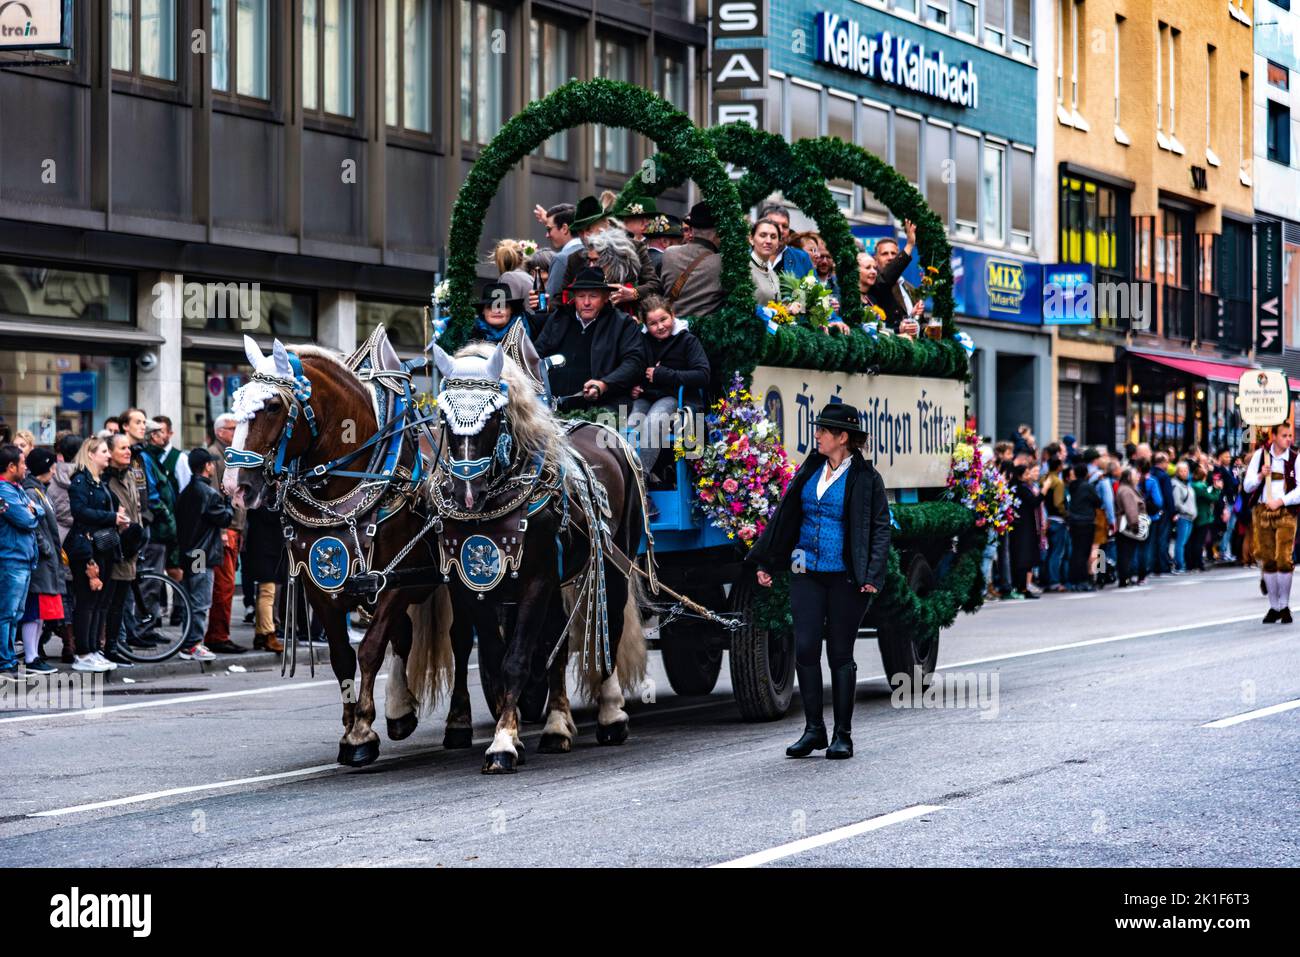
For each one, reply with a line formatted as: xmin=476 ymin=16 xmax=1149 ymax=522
xmin=1236 ymin=369 xmax=1290 ymax=427
xmin=0 ymin=0 xmax=71 ymax=51
xmin=752 ymin=366 xmax=964 ymax=489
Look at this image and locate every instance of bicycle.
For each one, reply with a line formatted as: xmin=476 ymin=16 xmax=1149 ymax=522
xmin=117 ymin=571 xmax=195 ymax=663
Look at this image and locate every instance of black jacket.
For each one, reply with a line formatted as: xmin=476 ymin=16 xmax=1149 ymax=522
xmin=1066 ymin=477 xmax=1102 ymax=526
xmin=867 ymin=248 xmax=915 ymax=329
xmin=242 ymin=504 xmax=287 ymax=584
xmin=640 ymin=326 xmax=711 ymax=406
xmin=65 ymin=468 xmax=119 ymax=563
xmin=22 ymin=476 xmax=67 ymax=595
xmin=746 ymin=451 xmax=892 ymax=590
xmin=534 ymin=302 xmax=648 ymax=405
xmin=176 ymin=475 xmax=233 ymax=570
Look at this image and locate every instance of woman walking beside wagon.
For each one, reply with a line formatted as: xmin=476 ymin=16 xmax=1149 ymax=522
xmin=747 ymin=404 xmax=891 ymax=760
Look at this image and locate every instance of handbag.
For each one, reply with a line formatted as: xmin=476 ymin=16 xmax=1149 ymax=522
xmin=1118 ymin=510 xmax=1150 ymax=541
xmin=90 ymin=526 xmax=121 ymax=556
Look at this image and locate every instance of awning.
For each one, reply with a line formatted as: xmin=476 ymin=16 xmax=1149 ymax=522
xmin=1128 ymin=351 xmax=1253 ymax=384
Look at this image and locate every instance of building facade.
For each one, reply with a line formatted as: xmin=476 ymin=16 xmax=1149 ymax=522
xmin=715 ymin=0 xmax=1053 ymax=444
xmin=1050 ymin=0 xmax=1256 ymax=454
xmin=0 ymin=0 xmax=706 ymax=448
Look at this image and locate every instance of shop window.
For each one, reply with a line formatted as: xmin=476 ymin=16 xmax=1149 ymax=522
xmin=595 ymin=36 xmax=637 ymax=173
xmin=0 ymin=354 xmax=133 ymax=444
xmin=112 ymin=0 xmax=177 ymax=81
xmin=357 ymin=300 xmax=427 ymax=352
xmin=0 ymin=263 xmax=133 ymax=325
xmin=1267 ymin=101 xmax=1291 ymax=165
xmin=385 ymin=0 xmax=433 ymax=132
xmin=955 ymin=132 xmax=979 ymax=238
xmin=925 ymin=122 xmax=951 ymax=228
xmin=531 ymin=19 xmax=575 ymax=159
xmin=212 ymin=0 xmax=270 ymax=100
xmin=460 ymin=0 xmax=507 ymax=145
xmin=303 ymin=0 xmax=355 ymax=117
xmin=179 ymin=283 xmax=314 ymax=338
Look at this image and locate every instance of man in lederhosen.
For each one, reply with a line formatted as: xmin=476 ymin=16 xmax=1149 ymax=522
xmin=1242 ymin=422 xmax=1300 ymax=623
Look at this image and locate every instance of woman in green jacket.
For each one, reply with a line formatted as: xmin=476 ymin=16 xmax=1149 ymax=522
xmin=1189 ymin=467 xmax=1216 ymax=572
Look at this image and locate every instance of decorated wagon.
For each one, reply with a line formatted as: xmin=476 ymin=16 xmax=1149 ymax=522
xmin=439 ymin=79 xmax=988 ymax=722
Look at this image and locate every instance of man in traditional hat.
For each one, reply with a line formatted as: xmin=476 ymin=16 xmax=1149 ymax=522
xmin=658 ymin=201 xmax=724 ymax=317
xmin=559 ymin=195 xmax=661 ymax=308
xmin=610 ymin=195 xmax=658 ymax=242
xmin=534 ymin=266 xmax=647 ymax=413
xmin=1243 ymin=421 xmax=1300 ymax=623
xmin=642 ymin=213 xmax=685 ymax=272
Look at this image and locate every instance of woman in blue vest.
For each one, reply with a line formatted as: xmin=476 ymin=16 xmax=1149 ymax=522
xmin=747 ymin=404 xmax=892 ymax=759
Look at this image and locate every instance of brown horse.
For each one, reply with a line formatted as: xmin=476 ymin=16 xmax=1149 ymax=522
xmin=225 ymin=334 xmax=457 ymax=766
xmin=430 ymin=342 xmax=648 ymax=773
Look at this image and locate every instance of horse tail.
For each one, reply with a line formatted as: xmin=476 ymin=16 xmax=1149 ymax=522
xmin=565 ymin=569 xmax=648 ymax=702
xmin=406 ymin=585 xmax=455 ymax=715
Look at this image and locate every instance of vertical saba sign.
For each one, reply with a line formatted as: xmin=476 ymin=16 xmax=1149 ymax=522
xmin=814 ymin=11 xmax=979 ymax=109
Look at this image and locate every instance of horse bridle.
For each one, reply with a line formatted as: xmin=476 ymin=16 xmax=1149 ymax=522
xmin=222 ymin=353 xmax=320 ymax=479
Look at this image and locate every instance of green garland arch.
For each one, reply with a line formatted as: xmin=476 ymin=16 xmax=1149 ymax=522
xmin=617 ymin=126 xmax=968 ymax=381
xmin=441 ymin=78 xmax=761 ymax=376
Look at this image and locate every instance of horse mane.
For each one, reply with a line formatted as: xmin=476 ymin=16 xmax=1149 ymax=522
xmin=455 ymin=341 xmax=583 ymax=492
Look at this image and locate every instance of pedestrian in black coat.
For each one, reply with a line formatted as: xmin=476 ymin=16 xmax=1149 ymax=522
xmin=747 ymin=404 xmax=891 ymax=761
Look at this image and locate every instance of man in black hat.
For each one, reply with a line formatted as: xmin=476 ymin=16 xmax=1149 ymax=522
xmin=534 ymin=266 xmax=647 ymax=413
xmin=659 ymin=201 xmax=725 ymax=317
xmin=642 ymin=213 xmax=685 ymax=272
xmin=559 ymin=195 xmax=661 ymax=308
xmin=471 ymin=280 xmax=535 ymax=343
xmin=747 ymin=403 xmax=891 ymax=761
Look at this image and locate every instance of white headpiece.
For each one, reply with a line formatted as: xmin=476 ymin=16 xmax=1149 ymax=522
xmin=431 ymin=343 xmax=508 ymax=436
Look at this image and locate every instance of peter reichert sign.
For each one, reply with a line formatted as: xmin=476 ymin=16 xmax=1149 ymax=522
xmin=752 ymin=366 xmax=964 ymax=489
xmin=1236 ymin=369 xmax=1290 ymax=427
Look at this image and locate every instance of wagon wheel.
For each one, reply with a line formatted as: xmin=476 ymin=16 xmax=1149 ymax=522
xmin=877 ymin=552 xmax=940 ymax=688
xmin=728 ymin=578 xmax=795 ymax=721
xmin=658 ymin=583 xmax=726 ymax=696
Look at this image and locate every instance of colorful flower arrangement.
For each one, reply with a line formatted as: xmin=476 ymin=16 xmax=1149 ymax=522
xmin=944 ymin=427 xmax=1015 ymax=537
xmin=920 ymin=264 xmax=940 ymax=293
xmin=779 ymin=271 xmax=835 ymax=329
xmin=513 ymin=238 xmax=539 ymax=258
xmin=432 ymin=279 xmax=451 ymax=306
xmin=676 ymin=373 xmax=794 ymax=546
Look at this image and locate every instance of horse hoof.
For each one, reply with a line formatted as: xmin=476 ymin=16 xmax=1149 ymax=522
xmin=481 ymin=751 xmax=517 ymax=774
xmin=538 ymin=733 xmax=572 ymax=754
xmin=443 ymin=727 xmax=474 ymax=749
xmin=338 ymin=738 xmax=380 ymax=767
xmin=595 ymin=721 xmax=629 ymax=746
xmin=387 ymin=712 xmax=418 ymax=741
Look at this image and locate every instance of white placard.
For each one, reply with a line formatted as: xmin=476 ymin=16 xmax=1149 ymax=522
xmin=752 ymin=365 xmax=965 ymax=489
xmin=1237 ymin=369 xmax=1291 ymax=427
xmin=0 ymin=1 xmax=66 ymax=50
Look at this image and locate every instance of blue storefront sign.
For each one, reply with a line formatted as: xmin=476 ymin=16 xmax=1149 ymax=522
xmin=1042 ymin=263 xmax=1095 ymax=325
xmin=951 ymin=247 xmax=1042 ymax=326
xmin=60 ymin=371 xmax=97 ymax=411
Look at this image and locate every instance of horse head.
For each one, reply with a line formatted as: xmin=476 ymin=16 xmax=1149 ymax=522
xmin=432 ymin=342 xmax=512 ymax=515
xmin=224 ymin=335 xmax=315 ymax=509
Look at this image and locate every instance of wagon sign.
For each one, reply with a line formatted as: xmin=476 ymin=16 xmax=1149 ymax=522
xmin=752 ymin=365 xmax=964 ymax=488
xmin=1236 ymin=369 xmax=1290 ymax=427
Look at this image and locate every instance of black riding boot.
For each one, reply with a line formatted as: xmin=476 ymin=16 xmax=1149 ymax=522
xmin=826 ymin=661 xmax=857 ymax=759
xmin=786 ymin=665 xmax=828 ymax=757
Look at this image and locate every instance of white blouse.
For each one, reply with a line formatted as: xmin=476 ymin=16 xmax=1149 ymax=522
xmin=816 ymin=457 xmax=851 ymax=499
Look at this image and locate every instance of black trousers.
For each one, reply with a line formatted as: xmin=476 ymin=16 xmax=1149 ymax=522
xmin=70 ymin=558 xmax=110 ymax=657
xmin=105 ymin=578 xmax=132 ymax=650
xmin=1117 ymin=535 xmax=1140 ymax=584
xmin=1067 ymin=523 xmax=1094 ymax=584
xmin=790 ymin=571 xmax=872 ymax=670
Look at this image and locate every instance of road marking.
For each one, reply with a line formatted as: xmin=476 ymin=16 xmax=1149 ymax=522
xmin=1201 ymin=698 xmax=1300 ymax=729
xmin=710 ymin=805 xmax=945 ymax=868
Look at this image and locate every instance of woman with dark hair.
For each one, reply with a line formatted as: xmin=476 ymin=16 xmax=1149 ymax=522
xmin=1115 ymin=466 xmax=1148 ymax=587
xmin=102 ymin=432 xmax=143 ymax=667
xmin=748 ymin=218 xmax=782 ymax=307
xmin=747 ymin=404 xmax=891 ymax=760
xmin=469 ymin=281 xmax=538 ymax=344
xmin=1066 ymin=462 xmax=1102 ymax=590
xmin=1007 ymin=462 xmax=1044 ymax=598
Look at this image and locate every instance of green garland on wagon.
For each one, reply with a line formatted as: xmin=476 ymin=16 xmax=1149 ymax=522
xmin=442 ymin=79 xmax=760 ymax=374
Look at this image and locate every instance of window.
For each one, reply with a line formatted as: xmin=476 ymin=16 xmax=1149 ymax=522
xmin=1060 ymin=175 xmax=1130 ymax=324
xmin=955 ymin=0 xmax=976 ymax=36
xmin=111 ymin=0 xmax=177 ymax=81
xmin=1167 ymin=28 xmax=1179 ymax=147
xmin=1010 ymin=0 xmax=1032 ymax=57
xmin=1113 ymin=18 xmax=1123 ymax=128
xmin=657 ymin=48 xmax=688 ymax=112
xmin=1268 ymin=101 xmax=1291 ymax=165
xmin=180 ymin=283 xmax=314 ymax=337
xmin=860 ymin=103 xmax=889 ymax=217
xmin=985 ymin=0 xmax=1005 ymax=47
xmin=894 ymin=0 xmax=918 ymax=14
xmin=461 ymin=1 xmax=508 ymax=146
xmin=303 ymin=0 xmax=355 ymax=117
xmin=0 ymin=262 xmax=133 ymax=324
xmin=925 ymin=122 xmax=951 ymax=227
xmin=925 ymin=0 xmax=950 ymax=27
xmin=895 ymin=114 xmax=921 ymax=189
xmin=1206 ymin=46 xmax=1217 ymax=164
xmin=789 ymin=82 xmax=820 ymax=145
xmin=357 ymin=299 xmax=427 ymax=351
xmin=827 ymin=92 xmax=855 ymax=200
xmin=385 ymin=0 xmax=432 ymax=131
xmin=595 ymin=36 xmax=636 ymax=172
xmin=955 ymin=131 xmax=979 ymax=237
xmin=1240 ymin=72 xmax=1250 ymax=172
xmin=212 ymin=0 xmax=269 ymax=100
xmin=1010 ymin=148 xmax=1032 ymax=249
xmin=1055 ymin=0 xmax=1082 ymax=124
xmin=1267 ymin=60 xmax=1289 ymax=91
xmin=531 ymin=20 xmax=575 ymax=159
xmin=981 ymin=143 xmax=1004 ymax=243
xmin=1068 ymin=0 xmax=1080 ymax=112
xmin=1 ymin=352 xmax=133 ymax=444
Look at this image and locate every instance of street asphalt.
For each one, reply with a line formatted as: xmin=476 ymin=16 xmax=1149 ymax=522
xmin=1 ymin=564 xmax=1296 ymax=868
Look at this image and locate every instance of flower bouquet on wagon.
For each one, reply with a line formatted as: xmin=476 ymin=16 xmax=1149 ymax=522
xmin=675 ymin=373 xmax=795 ymax=547
xmin=944 ymin=426 xmax=1015 ymax=539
